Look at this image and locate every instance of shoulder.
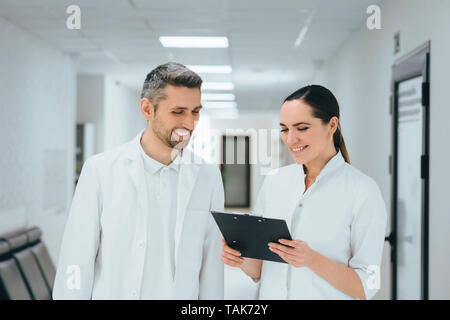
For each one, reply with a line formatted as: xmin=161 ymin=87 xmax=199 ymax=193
xmin=85 ymin=140 xmax=133 ymax=171
xmin=263 ymin=163 xmax=300 ymax=183
xmin=339 ymin=163 xmax=383 ymax=201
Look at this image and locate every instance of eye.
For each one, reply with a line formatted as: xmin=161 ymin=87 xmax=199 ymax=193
xmin=280 ymin=128 xmax=287 ymax=133
xmin=297 ymin=127 xmax=309 ymax=131
xmin=192 ymin=110 xmax=200 ymax=114
xmin=173 ymin=111 xmax=183 ymax=115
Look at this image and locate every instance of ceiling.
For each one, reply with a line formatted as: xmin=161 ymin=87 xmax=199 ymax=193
xmin=0 ymin=0 xmax=382 ymax=111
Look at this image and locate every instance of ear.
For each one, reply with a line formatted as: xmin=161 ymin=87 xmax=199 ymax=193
xmin=329 ymin=116 xmax=339 ymax=138
xmin=140 ymin=98 xmax=154 ymax=121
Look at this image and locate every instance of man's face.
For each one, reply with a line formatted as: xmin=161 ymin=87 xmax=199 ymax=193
xmin=150 ymin=84 xmax=202 ymax=150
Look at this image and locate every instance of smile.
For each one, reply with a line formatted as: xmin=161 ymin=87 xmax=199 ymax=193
xmin=291 ymin=145 xmax=308 ymax=152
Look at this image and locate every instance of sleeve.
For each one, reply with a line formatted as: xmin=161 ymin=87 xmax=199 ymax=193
xmin=52 ymin=158 xmax=102 ymax=299
xmin=198 ymin=166 xmax=225 ymax=299
xmin=348 ymin=179 xmax=388 ymax=300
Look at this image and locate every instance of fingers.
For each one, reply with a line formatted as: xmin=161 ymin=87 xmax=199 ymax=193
xmin=278 ymin=239 xmax=302 ymax=247
xmin=268 ymin=240 xmax=307 ymax=267
xmin=221 ymin=253 xmax=244 ymax=267
xmin=222 ymin=238 xmax=242 ymax=257
xmin=221 ymin=238 xmax=244 ymax=267
xmin=268 ymin=244 xmax=296 ymax=259
xmin=268 ymin=242 xmax=296 ymax=255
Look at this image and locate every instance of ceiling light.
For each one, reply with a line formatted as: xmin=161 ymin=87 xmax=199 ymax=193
xmin=159 ymin=36 xmax=229 ymax=48
xmin=187 ymin=65 xmax=232 ymax=74
xmin=202 ymin=82 xmax=234 ymax=90
xmin=294 ymin=12 xmax=314 ymax=49
xmin=202 ymin=93 xmax=235 ymax=101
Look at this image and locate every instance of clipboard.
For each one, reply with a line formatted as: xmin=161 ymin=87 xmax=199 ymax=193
xmin=211 ymin=210 xmax=292 ymax=263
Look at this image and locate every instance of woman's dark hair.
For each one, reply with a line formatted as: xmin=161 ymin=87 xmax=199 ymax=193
xmin=283 ymin=85 xmax=350 ymax=164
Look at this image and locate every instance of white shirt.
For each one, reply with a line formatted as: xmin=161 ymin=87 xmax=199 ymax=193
xmin=254 ymin=151 xmax=387 ymax=300
xmin=139 ymin=141 xmax=180 ymax=299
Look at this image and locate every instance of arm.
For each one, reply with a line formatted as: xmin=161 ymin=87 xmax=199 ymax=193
xmin=198 ymin=167 xmax=225 ymax=299
xmin=269 ymin=179 xmax=387 ymax=300
xmin=309 ymin=249 xmax=366 ymax=299
xmin=268 ymin=240 xmax=366 ymax=299
xmin=221 ymin=239 xmax=262 ymax=280
xmin=52 ymin=158 xmax=101 ymax=299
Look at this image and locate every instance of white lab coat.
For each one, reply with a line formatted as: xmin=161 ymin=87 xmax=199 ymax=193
xmin=253 ymin=151 xmax=387 ymax=300
xmin=53 ymin=131 xmax=225 ymax=299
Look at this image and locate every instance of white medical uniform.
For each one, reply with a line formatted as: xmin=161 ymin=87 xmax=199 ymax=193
xmin=53 ymin=131 xmax=225 ymax=299
xmin=253 ymin=151 xmax=387 ymax=300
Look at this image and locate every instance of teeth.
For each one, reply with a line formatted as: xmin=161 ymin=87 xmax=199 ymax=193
xmin=293 ymin=146 xmax=307 ymax=151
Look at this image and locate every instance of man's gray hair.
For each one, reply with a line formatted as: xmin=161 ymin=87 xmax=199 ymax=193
xmin=140 ymin=62 xmax=202 ymax=109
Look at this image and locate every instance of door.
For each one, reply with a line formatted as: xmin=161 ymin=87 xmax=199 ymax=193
xmin=388 ymin=42 xmax=430 ymax=299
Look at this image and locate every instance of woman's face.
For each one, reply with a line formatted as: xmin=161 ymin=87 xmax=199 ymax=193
xmin=280 ymin=99 xmax=337 ymax=165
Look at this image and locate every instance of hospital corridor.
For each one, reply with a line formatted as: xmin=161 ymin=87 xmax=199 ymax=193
xmin=0 ymin=0 xmax=449 ymax=302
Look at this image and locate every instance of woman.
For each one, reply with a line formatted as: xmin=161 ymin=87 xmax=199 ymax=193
xmin=221 ymin=85 xmax=387 ymax=300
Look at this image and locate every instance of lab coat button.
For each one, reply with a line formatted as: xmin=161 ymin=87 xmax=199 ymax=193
xmin=139 ymin=241 xmax=145 ymax=248
xmin=299 ymin=203 xmax=303 ymax=208
xmin=131 ymin=291 xmax=138 ymax=298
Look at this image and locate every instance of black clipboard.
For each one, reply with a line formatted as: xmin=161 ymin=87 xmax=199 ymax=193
xmin=211 ymin=210 xmax=292 ymax=263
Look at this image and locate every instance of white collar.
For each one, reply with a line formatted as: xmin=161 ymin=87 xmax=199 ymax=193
xmin=299 ymin=151 xmax=345 ymax=180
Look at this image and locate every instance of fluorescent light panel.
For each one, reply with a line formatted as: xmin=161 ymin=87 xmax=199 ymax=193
xmin=202 ymin=82 xmax=234 ymax=90
xmin=159 ymin=36 xmax=229 ymax=48
xmin=202 ymin=93 xmax=235 ymax=101
xmin=187 ymin=65 xmax=232 ymax=74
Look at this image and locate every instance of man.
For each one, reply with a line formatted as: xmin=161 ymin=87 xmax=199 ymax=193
xmin=53 ymin=62 xmax=225 ymax=299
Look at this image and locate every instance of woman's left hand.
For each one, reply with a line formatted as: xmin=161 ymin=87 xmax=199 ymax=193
xmin=268 ymin=239 xmax=315 ymax=268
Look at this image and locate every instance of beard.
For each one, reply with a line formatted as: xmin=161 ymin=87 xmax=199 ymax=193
xmin=151 ymin=117 xmax=191 ymax=150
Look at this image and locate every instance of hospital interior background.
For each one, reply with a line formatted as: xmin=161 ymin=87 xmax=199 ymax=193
xmin=0 ymin=0 xmax=449 ymax=300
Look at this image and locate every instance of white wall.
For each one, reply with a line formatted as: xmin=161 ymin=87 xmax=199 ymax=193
xmin=77 ymin=74 xmax=105 ymax=153
xmin=0 ymin=16 xmax=76 ymax=263
xmin=104 ymin=77 xmax=145 ymax=150
xmin=314 ymin=0 xmax=450 ymax=299
xmin=77 ymin=75 xmax=145 ymax=153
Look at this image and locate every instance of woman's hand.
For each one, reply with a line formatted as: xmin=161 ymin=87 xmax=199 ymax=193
xmin=221 ymin=238 xmax=262 ymax=280
xmin=221 ymin=238 xmax=244 ymax=267
xmin=268 ymin=239 xmax=315 ymax=267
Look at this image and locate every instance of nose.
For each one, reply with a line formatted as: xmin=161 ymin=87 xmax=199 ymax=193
xmin=285 ymin=130 xmax=298 ymax=146
xmin=182 ymin=113 xmax=197 ymax=132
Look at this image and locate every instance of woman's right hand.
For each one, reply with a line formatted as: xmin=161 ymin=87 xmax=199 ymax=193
xmin=221 ymin=238 xmax=244 ymax=267
xmin=221 ymin=238 xmax=263 ymax=280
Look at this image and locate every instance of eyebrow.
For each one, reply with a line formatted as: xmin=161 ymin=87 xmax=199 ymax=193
xmin=279 ymin=122 xmax=311 ymax=127
xmin=171 ymin=105 xmax=203 ymax=110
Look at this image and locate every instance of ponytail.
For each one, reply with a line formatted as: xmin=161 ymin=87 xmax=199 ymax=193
xmin=333 ymin=124 xmax=350 ymax=164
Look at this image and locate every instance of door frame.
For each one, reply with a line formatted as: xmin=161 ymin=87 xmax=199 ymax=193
xmin=389 ymin=41 xmax=430 ymax=300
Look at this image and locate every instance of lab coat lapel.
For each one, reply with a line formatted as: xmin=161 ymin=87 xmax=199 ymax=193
xmin=125 ymin=132 xmax=150 ymax=295
xmin=174 ymin=150 xmax=200 ymax=267
xmin=126 ymin=133 xmax=150 ymax=226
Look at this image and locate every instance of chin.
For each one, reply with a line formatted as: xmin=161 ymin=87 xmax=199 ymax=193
xmin=292 ymin=153 xmax=314 ymax=165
